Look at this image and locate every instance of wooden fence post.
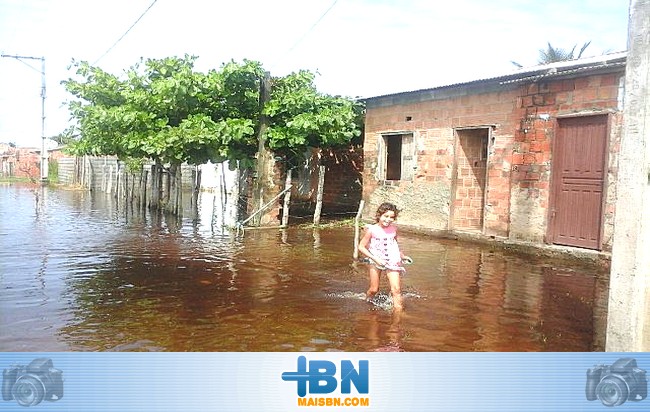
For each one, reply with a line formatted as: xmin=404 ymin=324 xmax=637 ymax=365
xmin=282 ymin=169 xmax=292 ymax=227
xmin=313 ymin=165 xmax=325 ymax=225
xmin=353 ymin=199 xmax=365 ymax=259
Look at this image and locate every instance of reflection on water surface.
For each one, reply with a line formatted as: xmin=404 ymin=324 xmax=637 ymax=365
xmin=0 ymin=184 xmax=609 ymax=351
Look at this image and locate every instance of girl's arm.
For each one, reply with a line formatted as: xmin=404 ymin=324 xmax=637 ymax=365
xmin=357 ymin=227 xmax=385 ymax=266
xmin=356 ymin=228 xmax=373 ymax=259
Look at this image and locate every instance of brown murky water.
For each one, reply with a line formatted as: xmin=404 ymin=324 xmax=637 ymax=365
xmin=0 ymin=183 xmax=610 ymax=352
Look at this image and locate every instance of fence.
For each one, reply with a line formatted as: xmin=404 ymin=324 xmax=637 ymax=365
xmin=57 ymin=156 xmax=198 ymax=192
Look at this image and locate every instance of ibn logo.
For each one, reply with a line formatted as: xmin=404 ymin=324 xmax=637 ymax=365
xmin=282 ymin=356 xmax=369 ymax=397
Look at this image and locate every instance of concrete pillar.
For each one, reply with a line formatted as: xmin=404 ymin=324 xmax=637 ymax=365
xmin=606 ymin=0 xmax=650 ymax=351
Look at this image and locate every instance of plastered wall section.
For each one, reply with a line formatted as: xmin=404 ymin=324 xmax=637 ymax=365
xmin=364 ymin=83 xmax=519 ymax=237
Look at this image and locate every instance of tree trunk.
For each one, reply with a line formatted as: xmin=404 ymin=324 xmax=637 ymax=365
xmin=141 ymin=169 xmax=148 ymax=211
xmin=251 ymin=71 xmax=271 ymax=226
xmin=176 ymin=164 xmax=183 ymax=215
xmin=150 ymin=159 xmax=163 ymax=210
xmin=165 ymin=163 xmax=182 ymax=215
xmin=192 ymin=165 xmax=201 ymax=217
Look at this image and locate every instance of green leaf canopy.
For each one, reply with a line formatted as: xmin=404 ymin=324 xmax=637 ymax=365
xmin=63 ymin=56 xmax=362 ymax=169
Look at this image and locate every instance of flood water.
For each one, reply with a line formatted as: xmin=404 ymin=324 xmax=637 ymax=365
xmin=1 ymin=183 xmax=610 ymax=352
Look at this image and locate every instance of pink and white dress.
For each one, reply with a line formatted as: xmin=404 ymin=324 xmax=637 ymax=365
xmin=367 ymin=224 xmax=405 ymax=272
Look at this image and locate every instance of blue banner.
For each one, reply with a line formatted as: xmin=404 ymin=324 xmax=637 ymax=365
xmin=0 ymin=352 xmax=648 ymax=411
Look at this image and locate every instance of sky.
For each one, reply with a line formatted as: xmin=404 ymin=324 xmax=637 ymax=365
xmin=0 ymin=0 xmax=630 ymax=148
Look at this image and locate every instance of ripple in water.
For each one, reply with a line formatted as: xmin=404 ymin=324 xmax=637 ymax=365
xmin=0 ymin=184 xmax=610 ymax=351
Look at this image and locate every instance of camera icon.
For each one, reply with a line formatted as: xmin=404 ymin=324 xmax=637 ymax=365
xmin=586 ymin=357 xmax=647 ymax=407
xmin=2 ymin=358 xmax=64 ymax=407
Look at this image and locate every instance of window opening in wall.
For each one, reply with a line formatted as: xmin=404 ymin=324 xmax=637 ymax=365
xmin=382 ymin=133 xmax=414 ymax=181
xmin=385 ymin=135 xmax=402 ymax=180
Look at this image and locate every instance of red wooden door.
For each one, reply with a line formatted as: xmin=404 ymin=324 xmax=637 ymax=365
xmin=549 ymin=116 xmax=608 ymax=249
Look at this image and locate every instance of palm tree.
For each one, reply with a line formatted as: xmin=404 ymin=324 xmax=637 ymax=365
xmin=511 ymin=41 xmax=592 ymax=68
xmin=538 ymin=41 xmax=591 ymax=63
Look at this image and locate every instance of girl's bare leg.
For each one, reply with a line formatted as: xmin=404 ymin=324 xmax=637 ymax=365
xmin=386 ymin=271 xmax=403 ymax=310
xmin=366 ymin=267 xmax=381 ymax=300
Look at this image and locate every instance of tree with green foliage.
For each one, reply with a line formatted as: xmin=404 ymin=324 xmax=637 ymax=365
xmin=265 ymin=70 xmax=363 ymax=164
xmin=64 ymin=55 xmax=262 ymax=212
xmin=537 ymin=41 xmax=591 ymax=64
xmin=64 ymin=56 xmax=261 ymax=166
xmin=62 ymin=55 xmax=363 ymax=216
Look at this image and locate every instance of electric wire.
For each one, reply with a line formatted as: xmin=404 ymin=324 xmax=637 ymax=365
xmin=286 ymin=0 xmax=339 ymax=53
xmin=93 ymin=0 xmax=158 ymax=65
xmin=269 ymin=0 xmax=340 ymax=68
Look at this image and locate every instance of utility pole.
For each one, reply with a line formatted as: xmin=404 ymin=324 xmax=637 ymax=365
xmin=1 ymin=54 xmax=48 ymax=183
xmin=251 ymin=71 xmax=272 ymax=226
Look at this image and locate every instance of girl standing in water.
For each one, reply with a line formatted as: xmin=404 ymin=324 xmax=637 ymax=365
xmin=357 ymin=202 xmax=410 ymax=310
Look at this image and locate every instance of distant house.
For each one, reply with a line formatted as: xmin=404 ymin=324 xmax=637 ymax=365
xmin=0 ymin=144 xmax=41 ymax=180
xmin=0 ymin=143 xmax=14 ymax=177
xmin=361 ymin=52 xmax=627 ymax=251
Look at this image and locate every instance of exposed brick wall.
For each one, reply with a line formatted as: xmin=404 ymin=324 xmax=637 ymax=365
xmin=453 ymin=129 xmax=487 ymax=230
xmin=364 ymin=68 xmax=625 ymax=249
xmin=364 ymin=83 xmax=519 ymax=236
xmin=0 ymin=147 xmax=40 ymax=180
xmin=0 ymin=146 xmax=70 ymax=181
xmin=276 ymin=146 xmax=364 ymax=219
xmin=321 ymin=145 xmax=363 ymax=214
xmin=509 ymin=73 xmax=623 ymax=245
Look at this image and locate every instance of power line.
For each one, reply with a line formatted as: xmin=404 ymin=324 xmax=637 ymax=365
xmin=287 ymin=0 xmax=339 ymax=53
xmin=93 ymin=0 xmax=158 ymax=65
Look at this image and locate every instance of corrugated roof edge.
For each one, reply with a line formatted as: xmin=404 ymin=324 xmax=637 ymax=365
xmin=360 ymin=51 xmax=627 ymax=101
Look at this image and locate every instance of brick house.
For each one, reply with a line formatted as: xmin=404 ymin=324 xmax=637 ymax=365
xmin=0 ymin=144 xmax=65 ymax=181
xmin=362 ymin=52 xmax=626 ymax=251
xmin=0 ymin=145 xmax=40 ymax=180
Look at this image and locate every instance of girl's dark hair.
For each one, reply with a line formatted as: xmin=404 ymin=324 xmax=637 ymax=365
xmin=374 ymin=202 xmax=400 ymax=222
